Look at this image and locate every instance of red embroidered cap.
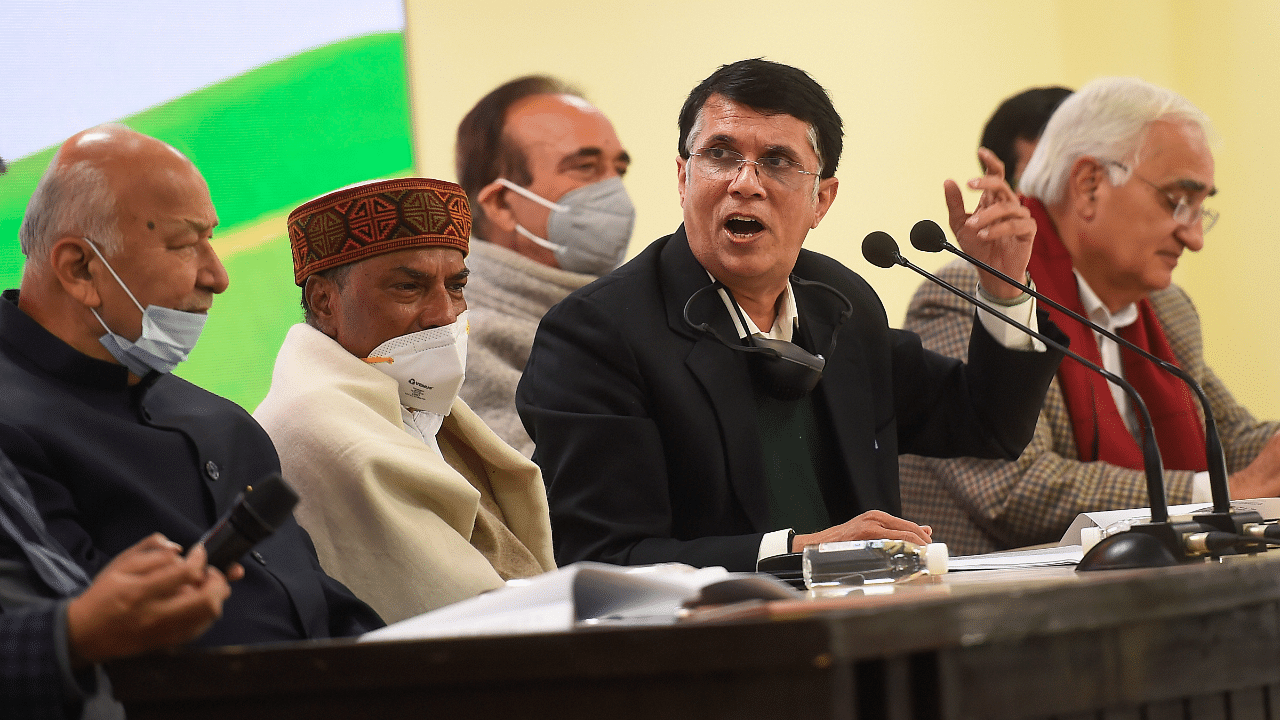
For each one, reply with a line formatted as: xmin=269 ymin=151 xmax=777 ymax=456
xmin=288 ymin=177 xmax=471 ymax=285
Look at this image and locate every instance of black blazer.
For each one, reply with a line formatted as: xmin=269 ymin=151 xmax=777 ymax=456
xmin=517 ymin=227 xmax=1064 ymax=571
xmin=0 ymin=291 xmax=382 ymax=645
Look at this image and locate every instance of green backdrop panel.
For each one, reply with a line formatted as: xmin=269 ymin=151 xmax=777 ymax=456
xmin=0 ymin=32 xmax=415 ymax=411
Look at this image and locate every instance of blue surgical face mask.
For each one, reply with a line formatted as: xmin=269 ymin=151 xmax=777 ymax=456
xmin=498 ymin=176 xmax=635 ymax=276
xmin=85 ymin=239 xmax=208 ymax=376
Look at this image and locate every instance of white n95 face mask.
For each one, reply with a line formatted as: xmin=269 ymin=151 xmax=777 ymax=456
xmin=86 ymin=239 xmax=208 ymax=376
xmin=498 ymin=176 xmax=635 ymax=276
xmin=363 ymin=311 xmax=469 ymax=415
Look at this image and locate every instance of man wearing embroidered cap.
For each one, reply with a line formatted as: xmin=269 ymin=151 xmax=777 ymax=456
xmin=255 ymin=178 xmax=555 ymax=622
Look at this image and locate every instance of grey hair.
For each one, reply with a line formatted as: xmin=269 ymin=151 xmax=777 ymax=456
xmin=19 ymin=157 xmax=123 ymax=268
xmin=1019 ymin=77 xmax=1213 ymax=205
xmin=301 ymin=263 xmax=354 ymax=327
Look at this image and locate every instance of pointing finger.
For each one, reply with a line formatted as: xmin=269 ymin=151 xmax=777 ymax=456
xmin=978 ymin=147 xmax=1006 ymax=180
xmin=943 ymin=179 xmax=968 ymax=236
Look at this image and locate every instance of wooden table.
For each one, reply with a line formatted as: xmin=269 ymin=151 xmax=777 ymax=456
xmin=107 ymin=553 xmax=1280 ymax=719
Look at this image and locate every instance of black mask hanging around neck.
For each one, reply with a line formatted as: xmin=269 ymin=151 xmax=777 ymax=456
xmin=682 ymin=277 xmax=853 ymax=400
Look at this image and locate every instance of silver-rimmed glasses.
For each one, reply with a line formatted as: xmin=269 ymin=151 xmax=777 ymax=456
xmin=688 ymin=147 xmax=818 ymax=190
xmin=1108 ymin=161 xmax=1219 ymax=233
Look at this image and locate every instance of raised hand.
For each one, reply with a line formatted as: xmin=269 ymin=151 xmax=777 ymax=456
xmin=943 ymin=147 xmax=1037 ymax=300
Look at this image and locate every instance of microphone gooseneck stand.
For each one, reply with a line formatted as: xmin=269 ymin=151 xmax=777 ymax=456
xmin=907 ymin=219 xmax=1264 ymax=545
xmin=861 ymin=231 xmax=1263 ymax=569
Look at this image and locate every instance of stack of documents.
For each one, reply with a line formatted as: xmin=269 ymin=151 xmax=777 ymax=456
xmin=1058 ymin=497 xmax=1280 ymax=546
xmin=361 ymin=562 xmax=797 ymax=643
xmin=948 ymin=545 xmax=1083 ymax=572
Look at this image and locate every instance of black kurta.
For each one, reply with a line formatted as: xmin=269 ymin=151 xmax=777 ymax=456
xmin=0 ymin=290 xmax=382 ymax=646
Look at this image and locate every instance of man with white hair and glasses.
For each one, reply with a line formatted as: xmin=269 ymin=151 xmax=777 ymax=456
xmin=900 ymin=77 xmax=1280 ymax=555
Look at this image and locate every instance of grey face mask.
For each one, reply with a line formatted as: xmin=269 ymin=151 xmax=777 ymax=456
xmin=498 ymin=176 xmax=635 ymax=276
xmin=85 ymin=239 xmax=208 ymax=376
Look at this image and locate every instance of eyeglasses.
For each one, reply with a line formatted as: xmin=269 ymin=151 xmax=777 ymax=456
xmin=1107 ymin=161 xmax=1219 ymax=233
xmin=688 ymin=147 xmax=818 ymax=190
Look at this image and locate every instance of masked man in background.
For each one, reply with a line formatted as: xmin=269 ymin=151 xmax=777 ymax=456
xmin=454 ymin=75 xmax=635 ymax=457
xmin=255 ymin=178 xmax=555 ymax=624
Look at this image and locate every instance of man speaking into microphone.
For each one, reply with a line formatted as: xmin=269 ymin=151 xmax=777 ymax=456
xmin=900 ymin=77 xmax=1280 ymax=555
xmin=517 ymin=59 xmax=1065 ymax=572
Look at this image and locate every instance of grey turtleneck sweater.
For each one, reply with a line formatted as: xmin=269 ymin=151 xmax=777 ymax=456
xmin=461 ymin=240 xmax=595 ymax=457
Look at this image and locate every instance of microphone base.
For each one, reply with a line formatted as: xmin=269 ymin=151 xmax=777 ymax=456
xmin=1193 ymin=510 xmax=1268 ymax=555
xmin=1077 ymin=521 xmax=1205 ymax=572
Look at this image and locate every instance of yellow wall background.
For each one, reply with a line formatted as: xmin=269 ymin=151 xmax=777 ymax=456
xmin=404 ymin=0 xmax=1280 ymax=418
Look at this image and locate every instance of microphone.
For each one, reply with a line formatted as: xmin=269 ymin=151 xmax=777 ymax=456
xmin=196 ymin=473 xmax=300 ymax=572
xmin=681 ymin=277 xmax=852 ymax=400
xmin=863 ymin=231 xmax=1216 ymax=569
xmin=909 ymin=219 xmax=1252 ymax=536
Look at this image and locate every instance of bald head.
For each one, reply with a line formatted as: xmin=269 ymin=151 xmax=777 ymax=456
xmin=19 ymin=124 xmax=209 ymax=269
xmin=14 ymin=124 xmax=225 ymax=371
xmin=59 ymin=125 xmax=196 ymax=181
xmin=467 ymin=91 xmax=629 ymax=266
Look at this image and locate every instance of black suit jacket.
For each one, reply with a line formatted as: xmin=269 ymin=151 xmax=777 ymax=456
xmin=0 ymin=291 xmax=382 ymax=646
xmin=517 ymin=227 xmax=1065 ymax=572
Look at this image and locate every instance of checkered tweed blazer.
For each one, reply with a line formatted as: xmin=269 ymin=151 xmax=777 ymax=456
xmin=0 ymin=604 xmax=72 ymax=719
xmin=899 ymin=259 xmax=1280 ymax=555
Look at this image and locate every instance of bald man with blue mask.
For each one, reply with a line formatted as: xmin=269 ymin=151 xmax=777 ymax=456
xmin=455 ymin=76 xmax=636 ymax=457
xmin=0 ymin=124 xmax=383 ymax=656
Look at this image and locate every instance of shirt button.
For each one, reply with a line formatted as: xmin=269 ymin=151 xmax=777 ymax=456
xmin=251 ymin=551 xmax=266 ymax=566
xmin=204 ymin=461 xmax=220 ymax=481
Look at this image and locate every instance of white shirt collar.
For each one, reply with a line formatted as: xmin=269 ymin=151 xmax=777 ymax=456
xmin=715 ymin=278 xmax=798 ymax=342
xmin=399 ymin=406 xmax=444 ymax=456
xmin=1073 ymin=269 xmax=1139 ymax=332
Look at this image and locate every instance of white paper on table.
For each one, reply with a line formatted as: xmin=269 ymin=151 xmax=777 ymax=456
xmin=1058 ymin=497 xmax=1280 ymax=546
xmin=948 ymin=545 xmax=1084 ymax=571
xmin=360 ymin=561 xmax=796 ymax=643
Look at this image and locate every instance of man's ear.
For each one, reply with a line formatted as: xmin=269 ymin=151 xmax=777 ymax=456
xmin=49 ymin=237 xmax=103 ymax=308
xmin=676 ymin=156 xmax=688 ymax=208
xmin=1069 ymin=157 xmax=1105 ymax=221
xmin=811 ymin=177 xmax=839 ymax=229
xmin=303 ymin=275 xmax=340 ymax=337
xmin=476 ymin=180 xmax=516 ymax=234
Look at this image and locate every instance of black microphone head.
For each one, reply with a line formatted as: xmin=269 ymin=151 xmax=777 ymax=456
xmin=242 ymin=473 xmax=300 ymax=530
xmin=910 ymin=219 xmax=948 ymax=253
xmin=862 ymin=231 xmax=902 ymax=269
xmin=748 ymin=337 xmax=825 ymax=400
